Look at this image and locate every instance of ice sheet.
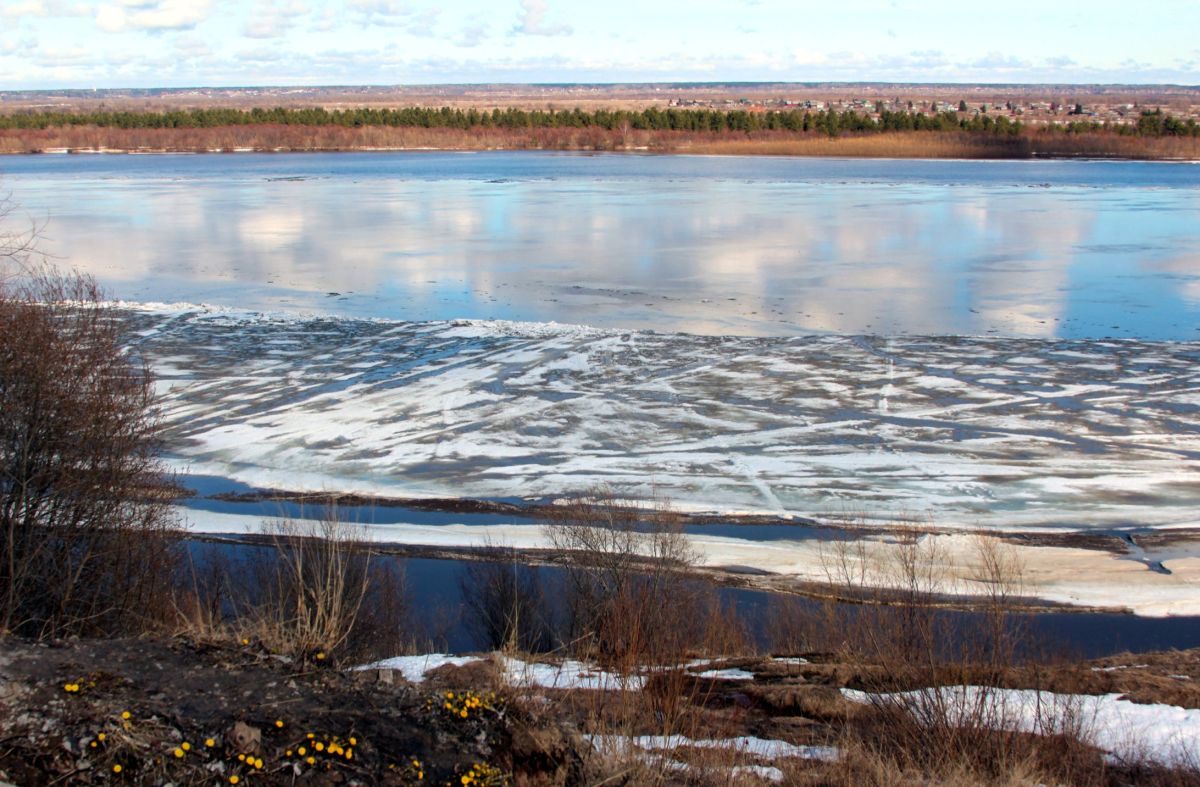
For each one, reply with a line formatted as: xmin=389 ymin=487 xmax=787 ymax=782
xmin=126 ymin=308 xmax=1200 ymax=531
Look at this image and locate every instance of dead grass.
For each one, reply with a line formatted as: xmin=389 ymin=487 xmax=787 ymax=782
xmin=174 ymin=505 xmax=409 ymax=664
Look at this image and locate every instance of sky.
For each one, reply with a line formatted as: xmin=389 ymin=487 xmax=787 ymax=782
xmin=0 ymin=0 xmax=1197 ymax=89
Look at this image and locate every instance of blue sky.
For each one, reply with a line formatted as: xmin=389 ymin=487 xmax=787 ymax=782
xmin=0 ymin=0 xmax=1196 ymax=89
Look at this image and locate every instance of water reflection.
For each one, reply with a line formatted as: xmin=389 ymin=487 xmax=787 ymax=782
xmin=3 ymin=153 xmax=1198 ymax=339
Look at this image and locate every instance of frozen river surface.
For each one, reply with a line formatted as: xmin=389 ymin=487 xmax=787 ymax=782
xmin=3 ymin=152 xmax=1199 ymax=339
xmin=3 ymin=152 xmax=1198 ymax=531
xmin=134 ymin=308 xmax=1200 ymax=530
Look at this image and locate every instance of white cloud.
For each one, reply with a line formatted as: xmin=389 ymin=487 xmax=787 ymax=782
xmin=2 ymin=0 xmax=92 ymax=20
xmin=244 ymin=0 xmax=309 ymax=39
xmin=172 ymin=31 xmax=209 ymax=58
xmin=343 ymin=0 xmax=407 ymax=24
xmin=457 ymin=21 xmax=487 ymax=48
xmin=309 ymin=5 xmax=337 ymax=31
xmin=0 ymin=32 xmax=38 ymax=57
xmin=512 ymin=0 xmax=571 ymax=37
xmin=344 ymin=0 xmax=406 ymax=12
xmin=405 ymin=8 xmax=437 ymax=36
xmin=970 ymin=51 xmax=1030 ymax=71
xmin=1 ymin=1 xmax=50 ymax=17
xmin=95 ymin=0 xmax=211 ymax=32
xmin=340 ymin=0 xmax=440 ymax=34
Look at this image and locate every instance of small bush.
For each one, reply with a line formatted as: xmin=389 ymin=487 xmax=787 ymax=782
xmin=177 ymin=506 xmax=410 ymax=662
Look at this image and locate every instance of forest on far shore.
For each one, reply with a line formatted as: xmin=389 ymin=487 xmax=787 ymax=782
xmin=2 ymin=105 xmax=1198 ymax=159
xmin=2 ymin=104 xmax=1198 ymax=138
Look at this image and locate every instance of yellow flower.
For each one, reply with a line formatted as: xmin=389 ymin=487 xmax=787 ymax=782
xmin=460 ymin=709 xmax=468 ymax=718
xmin=418 ymin=771 xmax=424 ymax=780
xmin=120 ymin=711 xmax=131 ymax=720
xmin=446 ymin=691 xmax=454 ymax=699
xmin=298 ymin=747 xmax=307 ymax=756
xmin=286 ymin=750 xmax=293 ymax=757
xmin=205 ymin=738 xmax=216 ymax=747
xmin=237 ymin=753 xmax=246 ymax=762
xmin=306 ymin=756 xmax=316 ymax=765
xmin=254 ymin=758 xmax=263 ymax=769
xmin=112 ymin=764 xmax=122 ymax=774
xmin=97 ymin=733 xmax=106 ymax=742
xmin=230 ymin=777 xmax=240 ymax=785
xmin=173 ymin=748 xmax=185 ymax=758
xmin=306 ymin=733 xmax=314 ymax=739
xmin=275 ymin=719 xmax=284 ymax=728
xmin=315 ymin=652 xmax=326 ymax=661
xmin=241 ymin=638 xmax=249 ymax=645
xmin=349 ymin=737 xmax=357 ymax=746
xmin=461 ymin=776 xmax=471 ymax=785
xmin=345 ymin=750 xmax=353 ymax=760
xmin=181 ymin=742 xmax=191 ymax=751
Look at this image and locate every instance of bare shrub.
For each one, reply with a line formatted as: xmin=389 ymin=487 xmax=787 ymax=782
xmin=533 ymin=489 xmax=760 ymax=783
xmin=0 ymin=265 xmax=180 ymax=638
xmin=543 ymin=487 xmax=700 ymax=668
xmin=791 ymin=526 xmax=1109 ymax=783
xmin=244 ymin=512 xmax=372 ymax=659
xmin=184 ymin=507 xmax=410 ymax=662
xmin=459 ymin=540 xmax=556 ymax=653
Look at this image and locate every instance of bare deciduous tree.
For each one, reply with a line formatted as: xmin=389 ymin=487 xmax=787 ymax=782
xmin=0 ymin=192 xmax=38 ymax=267
xmin=0 ymin=264 xmax=180 ymax=637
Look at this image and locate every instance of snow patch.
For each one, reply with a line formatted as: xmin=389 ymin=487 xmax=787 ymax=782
xmin=843 ymin=686 xmax=1200 ymax=766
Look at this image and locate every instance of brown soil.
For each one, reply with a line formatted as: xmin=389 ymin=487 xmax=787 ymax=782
xmin=3 ymin=636 xmax=1198 ymax=785
xmin=0 ymin=637 xmax=572 ymax=786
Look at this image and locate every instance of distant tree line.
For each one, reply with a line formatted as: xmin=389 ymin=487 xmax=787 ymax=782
xmin=1 ymin=105 xmax=1196 ymax=139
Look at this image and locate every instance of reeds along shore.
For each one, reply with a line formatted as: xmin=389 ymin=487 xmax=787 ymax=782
xmin=3 ymin=124 xmax=1199 ymax=159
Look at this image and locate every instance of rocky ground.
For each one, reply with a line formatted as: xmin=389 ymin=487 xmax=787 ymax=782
xmin=0 ymin=637 xmax=571 ymax=786
xmin=2 ymin=637 xmax=1198 ymax=786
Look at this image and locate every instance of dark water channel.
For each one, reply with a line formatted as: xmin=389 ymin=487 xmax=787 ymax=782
xmin=186 ymin=538 xmax=1200 ymax=660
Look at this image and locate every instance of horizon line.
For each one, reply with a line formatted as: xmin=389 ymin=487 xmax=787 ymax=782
xmin=3 ymin=80 xmax=1199 ymax=95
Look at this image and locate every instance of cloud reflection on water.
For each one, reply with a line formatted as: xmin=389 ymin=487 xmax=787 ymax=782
xmin=7 ymin=155 xmax=1199 ymax=339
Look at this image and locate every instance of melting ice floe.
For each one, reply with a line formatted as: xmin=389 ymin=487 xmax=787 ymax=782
xmin=127 ymin=307 xmax=1200 ymax=531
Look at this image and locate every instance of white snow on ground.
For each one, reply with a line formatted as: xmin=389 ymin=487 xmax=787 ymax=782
xmin=356 ymin=654 xmax=481 ymax=683
xmin=842 ymin=686 xmax=1200 ymax=767
xmin=731 ymin=765 xmax=787 ymax=782
xmin=500 ymin=657 xmax=647 ymax=691
xmin=586 ymin=734 xmax=839 ymax=782
xmin=624 ymin=735 xmax=839 ymax=762
xmin=692 ymin=668 xmax=756 ymax=680
xmin=354 ymin=653 xmax=643 ymax=691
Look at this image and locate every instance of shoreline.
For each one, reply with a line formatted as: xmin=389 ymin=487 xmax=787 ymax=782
xmin=4 ymin=144 xmax=1198 ymax=162
xmin=196 ymin=484 xmax=1200 ymax=546
xmin=177 ymin=491 xmax=1200 ymax=619
xmin=189 ymin=531 xmax=1115 ymax=616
